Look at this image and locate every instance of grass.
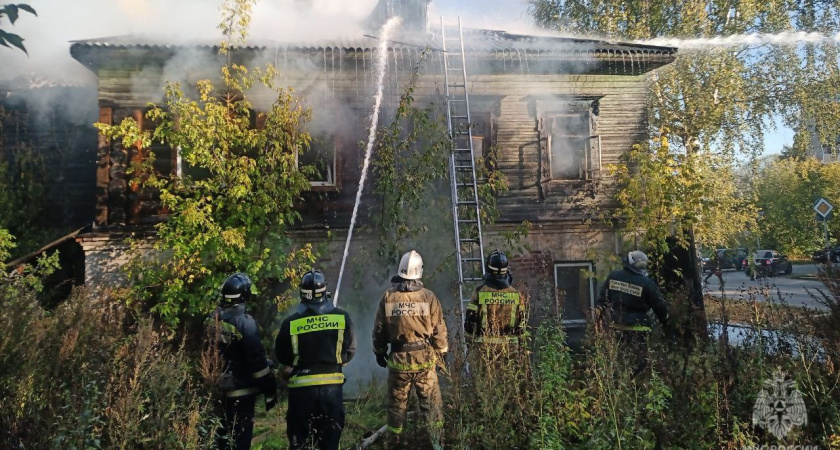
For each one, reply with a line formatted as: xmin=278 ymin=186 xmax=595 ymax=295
xmin=250 ymin=378 xmax=390 ymax=450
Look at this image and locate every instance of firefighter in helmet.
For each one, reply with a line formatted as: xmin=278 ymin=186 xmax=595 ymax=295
xmin=372 ymin=250 xmax=448 ymax=450
xmin=208 ymin=272 xmax=277 ymax=450
xmin=464 ymin=249 xmax=526 ymax=350
xmin=275 ymin=269 xmax=356 ymax=450
xmin=598 ymin=251 xmax=669 ymax=376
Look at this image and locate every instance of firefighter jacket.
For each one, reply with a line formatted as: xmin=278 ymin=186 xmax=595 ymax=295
xmin=464 ymin=277 xmax=525 ymax=344
xmin=598 ymin=266 xmax=669 ymax=331
xmin=208 ymin=303 xmax=277 ymax=398
xmin=372 ymin=279 xmax=448 ymax=372
xmin=276 ymin=306 xmax=356 ymax=389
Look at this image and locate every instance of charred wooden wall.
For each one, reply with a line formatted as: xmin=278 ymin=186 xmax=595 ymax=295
xmin=90 ymin=49 xmax=650 ymax=231
xmin=0 ymin=85 xmax=97 ymax=250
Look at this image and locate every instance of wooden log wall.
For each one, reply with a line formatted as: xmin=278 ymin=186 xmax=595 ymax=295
xmin=91 ymin=49 xmax=652 ymax=229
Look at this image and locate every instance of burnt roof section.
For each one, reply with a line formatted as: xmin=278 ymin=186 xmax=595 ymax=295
xmin=71 ymin=29 xmax=676 ymax=55
xmin=70 ymin=28 xmax=677 ymax=74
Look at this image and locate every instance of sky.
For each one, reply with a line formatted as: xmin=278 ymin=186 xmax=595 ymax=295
xmin=0 ymin=0 xmax=793 ymax=154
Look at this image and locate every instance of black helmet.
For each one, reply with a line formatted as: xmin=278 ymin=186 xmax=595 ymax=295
xmin=221 ymin=272 xmax=252 ymax=305
xmin=299 ymin=269 xmax=328 ymax=304
xmin=486 ymin=250 xmax=509 ymax=277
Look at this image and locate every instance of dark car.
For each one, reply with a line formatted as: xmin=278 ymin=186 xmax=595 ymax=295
xmin=812 ymin=243 xmax=840 ymax=263
xmin=747 ymin=250 xmax=793 ymax=278
xmin=703 ymin=248 xmax=748 ymax=272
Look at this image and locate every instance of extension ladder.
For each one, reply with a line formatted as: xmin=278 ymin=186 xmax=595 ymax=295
xmin=441 ymin=17 xmax=486 ymax=331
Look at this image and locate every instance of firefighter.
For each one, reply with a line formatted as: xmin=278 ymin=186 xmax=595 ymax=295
xmin=464 ymin=250 xmax=525 ymax=344
xmin=208 ymin=272 xmax=277 ymax=450
xmin=598 ymin=251 xmax=669 ymax=376
xmin=372 ymin=250 xmax=448 ymax=450
xmin=275 ymin=269 xmax=356 ymax=450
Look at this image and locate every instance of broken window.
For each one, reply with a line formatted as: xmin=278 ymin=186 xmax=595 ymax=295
xmin=538 ymin=98 xmax=601 ymax=181
xmin=554 ymin=261 xmax=596 ymax=326
xmin=297 ymin=133 xmax=337 ymax=188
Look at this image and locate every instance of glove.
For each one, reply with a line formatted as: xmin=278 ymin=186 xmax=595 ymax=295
xmin=375 ymin=353 xmax=388 ymax=368
xmin=265 ymin=396 xmax=277 ymax=411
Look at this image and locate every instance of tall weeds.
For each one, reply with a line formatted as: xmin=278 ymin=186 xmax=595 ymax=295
xmin=4 ymin=262 xmax=840 ymax=449
xmin=0 ymin=287 xmax=219 ymax=448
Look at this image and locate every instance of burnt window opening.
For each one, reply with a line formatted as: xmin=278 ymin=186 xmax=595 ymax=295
xmin=554 ymin=261 xmax=596 ymax=327
xmin=547 ymin=112 xmax=589 ymax=179
xmin=537 ymin=98 xmax=602 ymax=181
xmin=469 ymin=111 xmax=493 ymax=161
xmin=297 ymin=133 xmax=337 ymax=188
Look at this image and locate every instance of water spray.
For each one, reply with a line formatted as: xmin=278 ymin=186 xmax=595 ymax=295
xmin=636 ymin=31 xmax=840 ymax=49
xmin=333 ymin=17 xmax=402 ymax=306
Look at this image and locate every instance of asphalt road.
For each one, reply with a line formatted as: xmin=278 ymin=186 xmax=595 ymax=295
xmin=703 ymin=264 xmax=832 ymax=310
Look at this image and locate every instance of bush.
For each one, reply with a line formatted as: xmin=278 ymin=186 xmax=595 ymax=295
xmin=0 ymin=285 xmax=220 ymax=449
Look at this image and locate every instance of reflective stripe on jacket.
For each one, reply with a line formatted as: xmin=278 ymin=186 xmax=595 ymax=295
xmin=276 ymin=307 xmax=356 ymax=388
xmin=464 ymin=284 xmax=525 ymax=339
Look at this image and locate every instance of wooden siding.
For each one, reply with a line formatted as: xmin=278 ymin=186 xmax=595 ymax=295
xmin=92 ymin=50 xmax=652 ymax=228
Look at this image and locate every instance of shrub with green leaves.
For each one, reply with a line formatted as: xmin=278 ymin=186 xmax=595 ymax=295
xmin=94 ymin=0 xmax=318 ymax=324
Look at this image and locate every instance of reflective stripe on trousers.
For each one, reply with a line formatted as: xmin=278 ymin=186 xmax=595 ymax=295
xmin=473 ymin=335 xmax=519 ymax=344
xmin=612 ymin=323 xmax=652 ymax=332
xmin=226 ymin=387 xmax=260 ymax=398
xmin=288 ymin=373 xmax=345 ymax=388
xmin=386 ymin=369 xmax=443 ymax=449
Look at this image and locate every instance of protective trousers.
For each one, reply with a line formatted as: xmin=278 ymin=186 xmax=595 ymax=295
xmin=386 ymin=369 xmax=443 ymax=449
xmin=616 ymin=330 xmax=650 ymax=377
xmin=219 ymin=394 xmax=257 ymax=450
xmin=287 ymin=384 xmax=345 ymax=450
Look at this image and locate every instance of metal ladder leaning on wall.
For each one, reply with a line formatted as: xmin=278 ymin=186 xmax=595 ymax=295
xmin=441 ymin=17 xmax=485 ymax=332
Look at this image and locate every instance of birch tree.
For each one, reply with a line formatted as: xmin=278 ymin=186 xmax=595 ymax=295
xmin=529 ymin=0 xmax=840 ymax=249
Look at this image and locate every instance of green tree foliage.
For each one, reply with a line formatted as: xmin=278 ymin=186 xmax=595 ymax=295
xmin=371 ymin=49 xmax=453 ymax=261
xmin=0 ymin=3 xmax=35 ymax=54
xmin=754 ymin=156 xmax=840 ymax=256
xmin=370 ymin=49 xmax=512 ymax=269
xmin=609 ymin=138 xmax=757 ymax=252
xmin=95 ymin=0 xmax=317 ymax=324
xmin=529 ymin=0 xmax=840 ymax=248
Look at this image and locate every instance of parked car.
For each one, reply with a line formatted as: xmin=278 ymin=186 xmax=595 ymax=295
xmin=746 ymin=250 xmax=793 ymax=278
xmin=702 ymin=248 xmax=748 ymax=272
xmin=812 ymin=243 xmax=840 ymax=263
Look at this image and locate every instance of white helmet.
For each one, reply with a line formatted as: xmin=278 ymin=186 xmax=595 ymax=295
xmin=397 ymin=250 xmax=424 ymax=280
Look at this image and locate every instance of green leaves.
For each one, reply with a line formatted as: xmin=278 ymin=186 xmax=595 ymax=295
xmin=370 ymin=48 xmax=455 ymax=261
xmin=754 ymin=156 xmax=840 ymax=256
xmin=93 ymin=1 xmax=318 ymax=325
xmin=529 ymin=0 xmax=840 ymax=253
xmin=608 ymin=141 xmax=758 ymax=252
xmin=0 ymin=3 xmax=36 ymax=54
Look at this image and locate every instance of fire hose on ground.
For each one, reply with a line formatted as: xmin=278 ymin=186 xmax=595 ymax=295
xmin=355 ymin=411 xmax=417 ymax=449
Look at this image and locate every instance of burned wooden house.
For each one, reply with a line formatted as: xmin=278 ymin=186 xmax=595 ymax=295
xmin=69 ymin=0 xmax=676 ymax=328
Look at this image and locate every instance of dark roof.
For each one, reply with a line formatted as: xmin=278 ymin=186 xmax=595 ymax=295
xmin=70 ymin=28 xmax=676 ymax=75
xmin=4 ymin=226 xmax=87 ymax=270
xmin=71 ymin=28 xmax=675 ymax=54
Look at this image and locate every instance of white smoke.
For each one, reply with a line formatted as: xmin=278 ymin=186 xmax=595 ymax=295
xmin=0 ymin=0 xmax=380 ymax=85
xmin=637 ymin=31 xmax=840 ymax=49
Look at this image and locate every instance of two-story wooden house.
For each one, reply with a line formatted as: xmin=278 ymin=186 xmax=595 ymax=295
xmin=69 ymin=0 xmax=676 ymax=329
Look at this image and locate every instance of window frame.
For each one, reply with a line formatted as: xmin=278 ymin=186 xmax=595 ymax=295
xmin=553 ymin=260 xmax=597 ymax=326
xmin=535 ymin=96 xmax=603 ymax=182
xmin=296 ymin=133 xmax=339 ymax=190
